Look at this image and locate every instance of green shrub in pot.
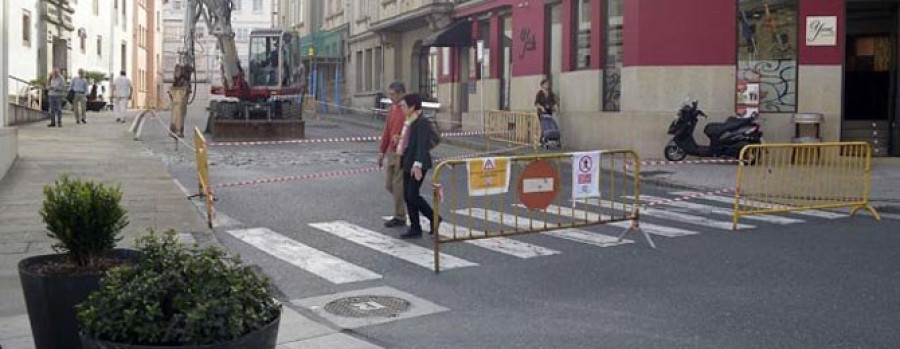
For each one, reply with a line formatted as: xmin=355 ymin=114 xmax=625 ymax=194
xmin=18 ymin=175 xmax=134 ymax=349
xmin=77 ymin=231 xmax=282 ymax=348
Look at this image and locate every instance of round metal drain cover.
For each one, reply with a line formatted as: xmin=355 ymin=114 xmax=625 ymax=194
xmin=324 ymin=296 xmax=411 ymax=318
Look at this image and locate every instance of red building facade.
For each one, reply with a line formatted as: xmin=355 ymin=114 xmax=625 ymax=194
xmin=433 ymin=0 xmax=897 ymax=157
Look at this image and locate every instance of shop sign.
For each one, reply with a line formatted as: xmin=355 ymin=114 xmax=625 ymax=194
xmin=806 ymin=16 xmax=837 ymax=47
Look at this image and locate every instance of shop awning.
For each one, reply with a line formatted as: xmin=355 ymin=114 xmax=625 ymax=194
xmin=423 ymin=20 xmax=472 ymax=47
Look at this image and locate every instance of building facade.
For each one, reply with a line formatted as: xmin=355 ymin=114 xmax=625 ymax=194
xmin=131 ymin=0 xmax=163 ymax=109
xmin=162 ymin=0 xmax=271 ymax=104
xmin=429 ymin=0 xmax=898 ymax=157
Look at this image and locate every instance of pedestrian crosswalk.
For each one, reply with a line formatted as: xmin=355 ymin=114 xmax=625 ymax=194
xmin=224 ymin=191 xmax=858 ymax=286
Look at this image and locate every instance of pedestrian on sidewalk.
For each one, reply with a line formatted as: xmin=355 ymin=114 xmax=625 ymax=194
xmin=378 ymin=82 xmax=408 ymax=228
xmin=398 ymin=93 xmax=441 ymax=239
xmin=534 ymin=78 xmax=559 ymax=118
xmin=47 ymin=69 xmax=66 ymax=128
xmin=70 ymin=69 xmax=89 ymax=124
xmin=112 ymin=71 xmax=132 ymax=123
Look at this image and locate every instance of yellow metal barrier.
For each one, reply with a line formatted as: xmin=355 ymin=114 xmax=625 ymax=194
xmin=484 ymin=110 xmax=541 ymax=149
xmin=430 ymin=149 xmax=651 ymax=272
xmin=193 ymin=127 xmax=214 ymax=228
xmin=733 ymin=142 xmax=880 ymax=230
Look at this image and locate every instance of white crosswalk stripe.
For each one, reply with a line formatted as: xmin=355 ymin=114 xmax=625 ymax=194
xmin=627 ymin=195 xmax=805 ymax=225
xmin=670 ymin=192 xmax=847 ymax=219
xmin=227 ymin=228 xmax=382 ymax=284
xmin=455 ymin=208 xmax=633 ymax=248
xmin=581 ymin=199 xmax=755 ymax=230
xmin=382 ymin=217 xmax=561 ymax=259
xmin=309 ymin=221 xmax=478 ymax=270
xmin=514 ymin=204 xmax=700 ymax=237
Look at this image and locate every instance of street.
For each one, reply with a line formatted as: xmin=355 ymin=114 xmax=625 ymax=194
xmin=140 ymin=109 xmax=900 ymax=349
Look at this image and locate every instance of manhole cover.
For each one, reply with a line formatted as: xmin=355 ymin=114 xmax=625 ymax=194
xmin=324 ymin=296 xmax=411 ymax=318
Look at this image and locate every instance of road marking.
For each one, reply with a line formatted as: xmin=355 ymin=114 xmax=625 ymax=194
xmin=627 ymin=195 xmax=805 ymax=225
xmin=454 ymin=208 xmax=633 ymax=248
xmin=226 ymin=228 xmax=382 ymax=284
xmin=309 ymin=221 xmax=478 ymax=270
xmin=581 ymin=199 xmax=755 ymax=230
xmin=514 ymin=204 xmax=699 ymax=238
xmin=670 ymin=192 xmax=847 ymax=219
xmin=383 ymin=216 xmax=561 ymax=259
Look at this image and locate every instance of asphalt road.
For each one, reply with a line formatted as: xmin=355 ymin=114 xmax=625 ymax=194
xmin=138 ymin=107 xmax=900 ymax=349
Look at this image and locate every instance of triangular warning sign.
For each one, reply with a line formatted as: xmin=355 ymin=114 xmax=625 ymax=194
xmin=483 ymin=159 xmax=495 ymax=171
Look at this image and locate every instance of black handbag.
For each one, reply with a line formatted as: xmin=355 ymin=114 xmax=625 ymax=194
xmin=66 ymin=90 xmax=75 ymax=103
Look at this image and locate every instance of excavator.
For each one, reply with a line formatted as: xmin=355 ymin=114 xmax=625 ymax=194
xmin=170 ymin=0 xmax=307 ymax=140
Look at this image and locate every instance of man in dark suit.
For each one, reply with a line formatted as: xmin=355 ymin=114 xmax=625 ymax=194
xmin=397 ymin=93 xmax=440 ymax=238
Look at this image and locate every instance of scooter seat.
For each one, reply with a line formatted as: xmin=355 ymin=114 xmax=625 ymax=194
xmin=704 ymin=117 xmax=753 ymax=138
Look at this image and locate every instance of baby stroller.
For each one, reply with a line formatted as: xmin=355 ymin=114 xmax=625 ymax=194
xmin=538 ymin=113 xmax=562 ymax=148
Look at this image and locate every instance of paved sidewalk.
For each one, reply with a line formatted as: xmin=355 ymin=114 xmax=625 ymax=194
xmin=0 ymin=111 xmax=381 ymax=349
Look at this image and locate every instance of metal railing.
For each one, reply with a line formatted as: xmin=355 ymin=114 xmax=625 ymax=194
xmin=733 ymin=142 xmax=881 ymax=230
xmin=484 ymin=110 xmax=541 ymax=149
xmin=8 ymin=75 xmax=42 ymax=110
xmin=193 ymin=127 xmax=215 ymax=228
xmin=430 ymin=149 xmax=651 ymax=272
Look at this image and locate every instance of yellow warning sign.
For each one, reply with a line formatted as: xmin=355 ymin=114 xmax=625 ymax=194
xmin=467 ymin=157 xmax=511 ymax=196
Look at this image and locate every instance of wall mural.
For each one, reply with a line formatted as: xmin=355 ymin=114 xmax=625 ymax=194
xmin=736 ymin=0 xmax=798 ymax=114
xmin=518 ymin=27 xmax=537 ymax=59
xmin=738 ymin=60 xmax=797 ymax=113
xmin=603 ymin=68 xmax=621 ymax=111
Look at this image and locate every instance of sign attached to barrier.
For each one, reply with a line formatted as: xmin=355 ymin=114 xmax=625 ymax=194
xmin=467 ymin=157 xmax=511 ymax=196
xmin=518 ymin=160 xmax=559 ymax=210
xmin=572 ymin=152 xmax=601 ymax=199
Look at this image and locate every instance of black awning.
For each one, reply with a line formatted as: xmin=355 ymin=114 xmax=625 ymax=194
xmin=423 ymin=20 xmax=472 ymax=47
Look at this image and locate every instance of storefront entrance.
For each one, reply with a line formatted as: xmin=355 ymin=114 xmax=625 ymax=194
xmin=844 ymin=0 xmax=900 ymax=156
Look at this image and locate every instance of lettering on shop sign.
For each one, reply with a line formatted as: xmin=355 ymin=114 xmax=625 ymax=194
xmin=518 ymin=27 xmax=537 ymax=59
xmin=806 ymin=16 xmax=837 ymax=46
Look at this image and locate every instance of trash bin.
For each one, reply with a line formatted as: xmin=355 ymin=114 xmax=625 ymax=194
xmin=792 ymin=113 xmax=824 ymax=143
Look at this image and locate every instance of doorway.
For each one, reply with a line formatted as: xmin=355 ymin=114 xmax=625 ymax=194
xmin=844 ymin=1 xmax=900 ymax=156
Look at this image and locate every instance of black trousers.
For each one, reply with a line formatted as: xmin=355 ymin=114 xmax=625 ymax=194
xmin=403 ymin=168 xmax=435 ymax=231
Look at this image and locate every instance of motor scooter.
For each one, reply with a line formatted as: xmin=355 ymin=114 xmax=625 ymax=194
xmin=664 ymin=100 xmax=763 ymax=161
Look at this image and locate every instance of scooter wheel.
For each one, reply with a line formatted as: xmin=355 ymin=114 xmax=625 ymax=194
xmin=664 ymin=145 xmax=687 ymax=162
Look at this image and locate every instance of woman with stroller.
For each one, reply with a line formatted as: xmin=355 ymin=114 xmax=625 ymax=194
xmin=534 ymin=79 xmax=561 ymax=148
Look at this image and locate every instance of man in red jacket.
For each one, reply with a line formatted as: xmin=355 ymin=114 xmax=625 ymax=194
xmin=377 ymin=82 xmax=408 ymax=228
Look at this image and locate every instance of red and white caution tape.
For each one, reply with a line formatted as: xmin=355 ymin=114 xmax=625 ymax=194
xmin=211 ymin=145 xmax=529 ymax=189
xmin=213 ymin=166 xmax=381 ymax=189
xmin=631 ymin=159 xmax=740 ymax=167
xmin=643 ymin=188 xmax=735 ymax=207
xmin=208 ymin=130 xmax=506 ymax=147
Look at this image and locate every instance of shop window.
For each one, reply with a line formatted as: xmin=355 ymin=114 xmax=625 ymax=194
xmin=603 ymin=0 xmax=623 ymax=111
xmin=573 ymin=0 xmax=591 ymax=69
xmin=736 ymin=0 xmax=798 ymax=115
xmin=479 ymin=20 xmax=490 ymax=79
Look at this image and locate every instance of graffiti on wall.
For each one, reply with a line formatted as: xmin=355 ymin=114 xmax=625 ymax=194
xmin=603 ymin=68 xmax=621 ymax=111
xmin=518 ymin=27 xmax=537 ymax=59
xmin=737 ymin=59 xmax=797 ymax=113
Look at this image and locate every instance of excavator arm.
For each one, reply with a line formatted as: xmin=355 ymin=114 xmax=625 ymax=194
xmin=173 ymin=0 xmax=245 ymax=91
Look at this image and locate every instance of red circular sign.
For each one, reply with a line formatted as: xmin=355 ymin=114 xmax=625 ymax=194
xmin=518 ymin=160 xmax=560 ymax=211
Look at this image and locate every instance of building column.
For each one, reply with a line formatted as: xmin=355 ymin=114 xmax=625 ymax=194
xmin=1 ymin=0 xmax=7 ymax=126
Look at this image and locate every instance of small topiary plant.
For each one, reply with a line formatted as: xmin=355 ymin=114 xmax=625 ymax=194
xmin=39 ymin=175 xmax=129 ymax=270
xmin=77 ymin=231 xmax=282 ymax=345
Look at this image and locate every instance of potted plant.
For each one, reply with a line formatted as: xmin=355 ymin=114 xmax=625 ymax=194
xmin=83 ymin=71 xmax=109 ymax=112
xmin=17 ymin=175 xmax=134 ymax=349
xmin=77 ymin=231 xmax=282 ymax=349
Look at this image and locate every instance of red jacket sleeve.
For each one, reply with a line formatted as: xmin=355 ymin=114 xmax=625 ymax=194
xmin=379 ymin=117 xmax=391 ymax=154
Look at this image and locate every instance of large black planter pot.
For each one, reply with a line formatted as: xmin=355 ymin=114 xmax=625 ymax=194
xmin=18 ymin=249 xmax=139 ymax=349
xmin=79 ymin=315 xmax=281 ymax=349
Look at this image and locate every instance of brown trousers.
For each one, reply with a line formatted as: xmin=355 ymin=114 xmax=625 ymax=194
xmin=385 ymin=152 xmax=406 ymax=220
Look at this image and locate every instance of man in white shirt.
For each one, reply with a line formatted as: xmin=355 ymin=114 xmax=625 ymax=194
xmin=112 ymin=71 xmax=132 ymax=123
xmin=70 ymin=69 xmax=89 ymax=124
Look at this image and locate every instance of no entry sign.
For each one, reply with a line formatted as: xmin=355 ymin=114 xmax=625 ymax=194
xmin=518 ymin=160 xmax=559 ymax=210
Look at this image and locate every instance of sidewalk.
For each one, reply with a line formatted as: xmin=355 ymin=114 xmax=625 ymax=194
xmin=0 ymin=111 xmax=381 ymax=349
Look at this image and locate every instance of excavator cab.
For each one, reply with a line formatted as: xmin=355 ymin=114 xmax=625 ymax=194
xmin=248 ymin=30 xmax=302 ymax=90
